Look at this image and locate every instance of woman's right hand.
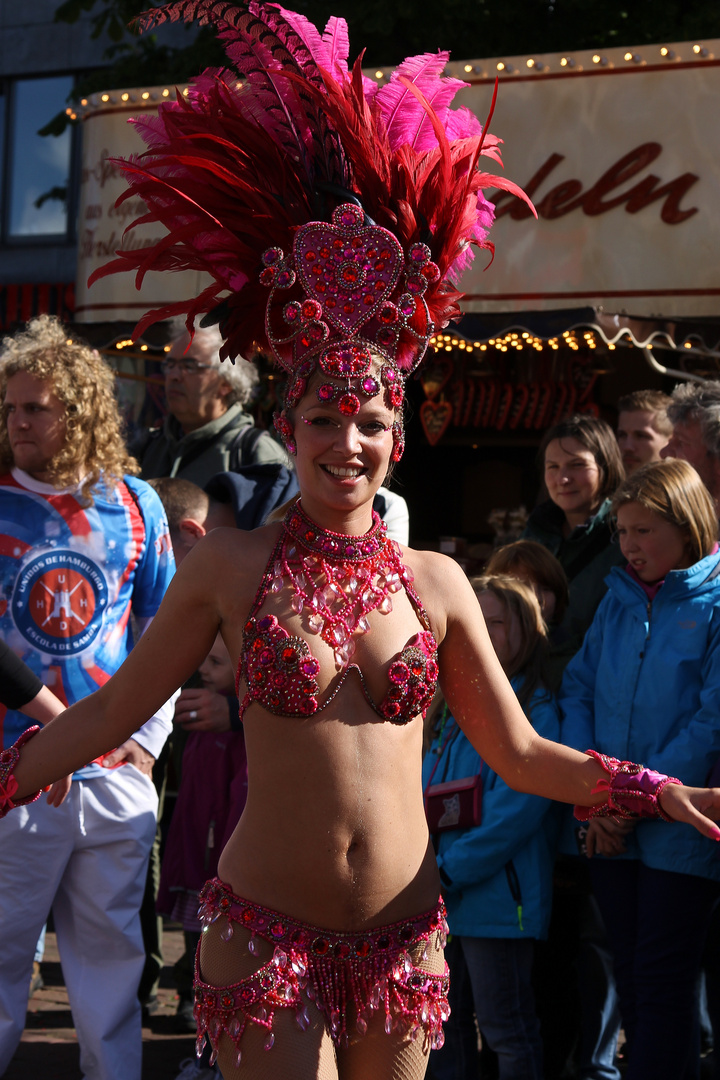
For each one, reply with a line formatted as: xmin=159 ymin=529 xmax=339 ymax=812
xmin=585 ymin=817 xmax=634 ymax=857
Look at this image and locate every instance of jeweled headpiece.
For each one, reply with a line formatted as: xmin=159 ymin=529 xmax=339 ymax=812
xmin=89 ymin=1 xmax=532 ymax=434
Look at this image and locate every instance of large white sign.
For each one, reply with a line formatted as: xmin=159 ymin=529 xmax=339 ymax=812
xmin=76 ymin=43 xmax=720 ymax=325
xmin=74 ymin=90 xmax=210 ymax=324
xmin=452 ymin=43 xmax=720 ymax=318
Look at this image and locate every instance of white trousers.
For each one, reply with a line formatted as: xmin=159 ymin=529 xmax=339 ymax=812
xmin=0 ymin=766 xmax=158 ymax=1080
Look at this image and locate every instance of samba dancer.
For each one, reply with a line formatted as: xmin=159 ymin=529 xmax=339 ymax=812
xmin=3 ymin=4 xmax=720 ymax=1078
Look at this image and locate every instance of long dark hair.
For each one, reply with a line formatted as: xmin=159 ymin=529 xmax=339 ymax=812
xmin=539 ymin=414 xmax=624 ymax=503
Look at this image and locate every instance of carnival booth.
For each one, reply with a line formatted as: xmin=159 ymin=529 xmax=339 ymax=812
xmin=72 ymin=38 xmax=720 ymax=551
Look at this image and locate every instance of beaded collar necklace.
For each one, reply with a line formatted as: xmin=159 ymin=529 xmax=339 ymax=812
xmin=269 ymin=499 xmax=413 ymax=668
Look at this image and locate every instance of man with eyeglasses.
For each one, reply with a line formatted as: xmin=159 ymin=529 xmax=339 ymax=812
xmin=136 ymin=323 xmax=288 ymax=486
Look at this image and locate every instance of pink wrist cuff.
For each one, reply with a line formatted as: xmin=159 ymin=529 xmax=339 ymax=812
xmin=574 ymin=749 xmax=682 ymax=823
xmin=0 ymin=727 xmax=43 ymax=818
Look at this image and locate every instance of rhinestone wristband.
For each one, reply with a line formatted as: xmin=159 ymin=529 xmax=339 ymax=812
xmin=0 ymin=726 xmax=43 ymax=818
xmin=574 ymin=749 xmax=682 ymax=823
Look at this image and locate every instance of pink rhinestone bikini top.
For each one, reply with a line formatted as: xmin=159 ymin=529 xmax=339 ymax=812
xmin=237 ymin=505 xmax=439 ymax=725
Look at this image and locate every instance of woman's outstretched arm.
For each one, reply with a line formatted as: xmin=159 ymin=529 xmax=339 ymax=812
xmin=426 ymin=553 xmax=720 ymax=841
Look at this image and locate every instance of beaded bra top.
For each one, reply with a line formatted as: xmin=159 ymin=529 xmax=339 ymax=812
xmin=237 ymin=503 xmax=439 ymax=725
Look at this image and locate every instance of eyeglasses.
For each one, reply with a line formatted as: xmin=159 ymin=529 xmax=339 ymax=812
xmin=161 ymin=357 xmax=215 ymax=374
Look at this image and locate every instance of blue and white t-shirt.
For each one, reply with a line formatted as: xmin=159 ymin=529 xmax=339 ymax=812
xmin=0 ymin=468 xmax=174 ymax=777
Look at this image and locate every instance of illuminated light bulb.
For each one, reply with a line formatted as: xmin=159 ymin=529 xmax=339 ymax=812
xmin=464 ymin=64 xmax=473 ymax=73
xmin=496 ymin=62 xmax=506 ymax=71
xmin=624 ymin=52 xmax=640 ymax=63
xmin=473 ymin=342 xmax=481 ymax=348
xmin=527 ymin=59 xmax=535 ymax=68
xmin=80 ymin=98 xmax=88 ymax=106
xmin=375 ymin=71 xmax=383 ymax=79
xmin=182 ymin=88 xmax=189 ymax=96
xmin=101 ymin=93 xmax=110 ymax=102
xmin=684 ymin=341 xmax=692 ymax=348
xmin=480 ymin=345 xmax=487 ymax=351
xmin=140 ymin=344 xmax=148 ymax=351
xmin=162 ymin=89 xmax=170 ymax=97
xmin=608 ymin=344 xmax=616 ymax=350
xmin=164 ymin=345 xmax=172 ymax=352
xmin=592 ymin=55 xmax=607 ymax=66
xmin=121 ymin=92 xmax=130 ymax=101
xmin=445 ymin=345 xmax=452 ymax=352
xmin=142 ymin=92 xmax=150 ymax=100
xmin=451 ymin=338 xmax=459 ymax=345
xmin=660 ymin=47 xmax=675 ymax=58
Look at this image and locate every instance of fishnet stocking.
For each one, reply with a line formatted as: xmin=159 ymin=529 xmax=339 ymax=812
xmin=198 ymin=916 xmax=445 ymax=1080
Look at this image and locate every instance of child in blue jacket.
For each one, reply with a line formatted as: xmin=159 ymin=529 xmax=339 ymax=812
xmin=561 ymin=458 xmax=720 ymax=1080
xmin=424 ymin=575 xmax=559 ymax=1080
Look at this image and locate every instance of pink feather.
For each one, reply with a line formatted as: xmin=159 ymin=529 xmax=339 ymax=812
xmin=376 ymin=53 xmax=469 ymax=153
xmin=321 ymin=16 xmax=350 ymax=82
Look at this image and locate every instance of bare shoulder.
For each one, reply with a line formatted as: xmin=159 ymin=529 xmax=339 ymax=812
xmin=197 ymin=521 xmax=281 ymax=566
xmin=402 ymin=546 xmax=480 ymax=643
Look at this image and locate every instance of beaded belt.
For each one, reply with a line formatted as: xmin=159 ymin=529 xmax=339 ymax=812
xmin=194 ymin=878 xmax=450 ymax=1069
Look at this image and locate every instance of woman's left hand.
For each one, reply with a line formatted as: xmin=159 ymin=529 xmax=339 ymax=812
xmin=659 ymin=784 xmax=720 ymax=841
xmin=174 ymin=688 xmax=231 ymax=732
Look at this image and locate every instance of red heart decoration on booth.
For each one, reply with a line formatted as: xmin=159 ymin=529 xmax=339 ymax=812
xmin=420 ymin=400 xmax=453 ymax=446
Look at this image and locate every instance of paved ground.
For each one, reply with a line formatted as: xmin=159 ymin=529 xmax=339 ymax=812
xmin=4 ymin=924 xmax=198 ymax=1080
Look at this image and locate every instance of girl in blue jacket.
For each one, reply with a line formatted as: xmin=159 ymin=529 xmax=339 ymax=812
xmin=424 ymin=575 xmax=560 ymax=1080
xmin=561 ymin=458 xmax=720 ymax=1080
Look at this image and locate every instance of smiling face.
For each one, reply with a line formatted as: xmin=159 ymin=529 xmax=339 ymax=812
xmin=199 ymin=633 xmax=235 ymax=696
xmin=290 ymin=374 xmax=396 ymax=529
xmin=3 ymin=370 xmax=68 ymax=482
xmin=615 ymin=501 xmax=692 ymax=582
xmin=478 ymin=591 xmax=522 ymax=672
xmin=544 ymin=436 xmax=604 ymax=528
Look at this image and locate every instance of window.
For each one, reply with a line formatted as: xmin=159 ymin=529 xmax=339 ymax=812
xmin=2 ymin=75 xmax=76 ymax=242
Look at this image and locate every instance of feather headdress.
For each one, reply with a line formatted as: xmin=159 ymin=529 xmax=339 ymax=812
xmin=90 ymin=1 xmax=533 ymax=402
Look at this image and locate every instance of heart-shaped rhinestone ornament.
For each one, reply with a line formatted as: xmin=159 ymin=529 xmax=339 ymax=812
xmin=260 ymin=204 xmax=440 ymax=375
xmin=294 ymin=204 xmax=403 ymax=343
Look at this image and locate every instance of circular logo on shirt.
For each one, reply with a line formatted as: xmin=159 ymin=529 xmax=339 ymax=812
xmin=12 ymin=549 xmax=108 ymax=655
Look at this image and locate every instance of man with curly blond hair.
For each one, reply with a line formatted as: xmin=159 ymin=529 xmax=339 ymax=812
xmin=0 ymin=316 xmax=176 ymax=1080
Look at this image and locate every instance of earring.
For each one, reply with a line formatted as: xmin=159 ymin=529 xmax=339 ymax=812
xmin=273 ymin=411 xmax=297 ymax=456
xmin=391 ymin=419 xmax=405 ymax=462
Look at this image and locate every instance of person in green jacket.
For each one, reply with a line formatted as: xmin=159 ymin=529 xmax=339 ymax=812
xmin=136 ymin=323 xmax=288 ymax=487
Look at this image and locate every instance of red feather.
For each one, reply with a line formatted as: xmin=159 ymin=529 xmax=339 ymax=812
xmin=97 ymin=1 xmax=533 ymax=365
